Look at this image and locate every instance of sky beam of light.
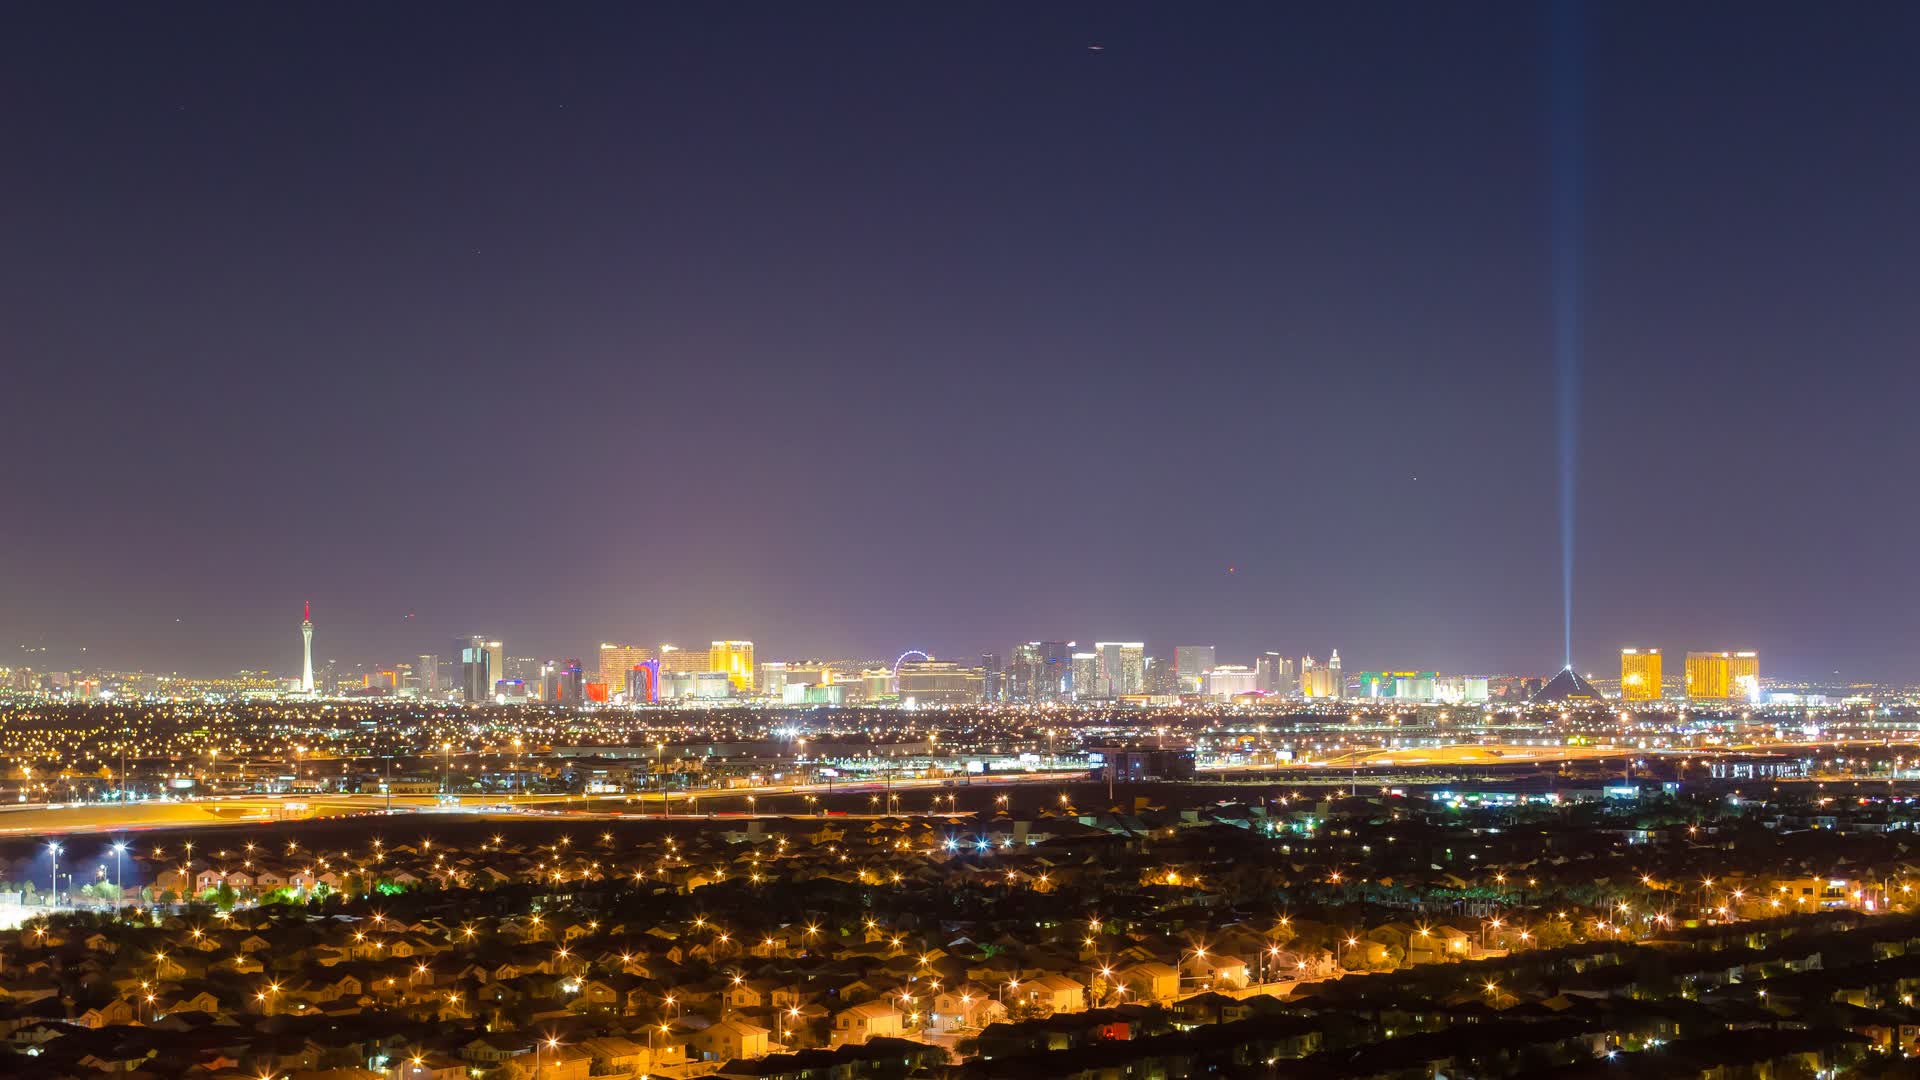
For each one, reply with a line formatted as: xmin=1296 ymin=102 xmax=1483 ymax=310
xmin=1552 ymin=0 xmax=1585 ymax=671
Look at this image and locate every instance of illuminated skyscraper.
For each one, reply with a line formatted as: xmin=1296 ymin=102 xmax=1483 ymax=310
xmin=1256 ymin=653 xmax=1295 ymax=695
xmin=1008 ymin=643 xmax=1043 ymax=699
xmin=709 ymin=641 xmax=756 ymax=691
xmin=1685 ymin=651 xmax=1731 ymax=700
xmin=631 ymin=659 xmax=660 ymax=702
xmin=1174 ymin=645 xmax=1216 ymax=693
xmin=758 ymin=662 xmax=787 ymax=701
xmin=1728 ymin=651 xmax=1761 ymax=703
xmin=599 ymin=643 xmax=654 ymax=697
xmin=299 ymin=602 xmax=314 ymax=694
xmin=1008 ymin=641 xmax=1073 ymax=702
xmin=1393 ymin=672 xmax=1438 ymax=700
xmin=895 ymin=659 xmax=984 ymax=704
xmin=415 ymin=654 xmax=439 ymax=694
xmin=1144 ymin=655 xmax=1177 ymax=694
xmin=1620 ymin=648 xmax=1662 ymax=702
xmin=484 ymin=640 xmax=505 ymax=695
xmin=460 ymin=644 xmax=492 ymax=703
xmin=1205 ymin=665 xmax=1257 ymax=698
xmin=1094 ymin=642 xmax=1145 ymax=697
xmin=781 ymin=660 xmax=832 ymax=687
xmin=659 ymin=644 xmax=708 ymax=673
xmin=556 ymin=659 xmax=585 ymax=704
xmin=1301 ymin=654 xmax=1343 ymax=699
xmin=1070 ymin=652 xmax=1101 ymax=700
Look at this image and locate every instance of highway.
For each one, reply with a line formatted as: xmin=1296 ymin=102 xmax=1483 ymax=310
xmin=1295 ymin=743 xmax=1636 ymax=768
xmin=0 ymin=769 xmax=1089 ymax=837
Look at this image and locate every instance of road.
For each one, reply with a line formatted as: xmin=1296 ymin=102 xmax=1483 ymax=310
xmin=1298 ymin=743 xmax=1635 ymax=768
xmin=0 ymin=770 xmax=1088 ymax=837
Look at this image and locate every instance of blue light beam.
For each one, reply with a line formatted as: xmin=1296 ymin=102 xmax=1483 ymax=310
xmin=1552 ymin=0 xmax=1585 ymax=671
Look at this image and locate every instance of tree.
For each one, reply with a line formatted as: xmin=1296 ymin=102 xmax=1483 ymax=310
xmin=1362 ymin=928 xmax=1405 ymax=971
xmin=1007 ymin=1001 xmax=1053 ymax=1022
xmin=1532 ymin=918 xmax=1581 ymax=949
xmin=1088 ymin=973 xmax=1113 ymax=1007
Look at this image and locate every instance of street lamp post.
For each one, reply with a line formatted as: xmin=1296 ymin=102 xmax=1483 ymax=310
xmin=112 ymin=841 xmax=127 ymax=911
xmin=48 ymin=841 xmax=62 ymax=909
xmin=511 ymin=737 xmax=523 ymax=801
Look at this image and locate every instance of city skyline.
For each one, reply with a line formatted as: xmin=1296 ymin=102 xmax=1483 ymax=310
xmin=4 ymin=600 xmax=1824 ymax=701
xmin=0 ymin=597 xmax=1844 ymax=688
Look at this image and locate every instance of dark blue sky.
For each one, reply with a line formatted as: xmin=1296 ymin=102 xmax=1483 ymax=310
xmin=4 ymin=4 xmax=1916 ymax=680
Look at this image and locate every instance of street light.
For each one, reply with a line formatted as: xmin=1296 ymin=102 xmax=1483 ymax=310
xmin=782 ymin=1004 xmax=801 ymax=1044
xmin=112 ymin=840 xmax=127 ymax=910
xmin=534 ymin=1034 xmax=559 ymax=1080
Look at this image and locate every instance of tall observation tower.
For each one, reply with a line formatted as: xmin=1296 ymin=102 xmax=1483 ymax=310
xmin=300 ymin=601 xmax=315 ymax=694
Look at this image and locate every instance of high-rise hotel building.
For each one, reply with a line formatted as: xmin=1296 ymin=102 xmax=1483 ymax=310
xmin=1300 ymin=651 xmax=1345 ymax=698
xmin=598 ymin=643 xmax=655 ymax=697
xmin=1094 ymin=642 xmax=1145 ymax=697
xmin=1728 ymin=651 xmax=1760 ymax=703
xmin=658 ymin=644 xmax=708 ymax=673
xmin=1173 ymin=645 xmax=1216 ymax=693
xmin=1685 ymin=652 xmax=1729 ymax=699
xmin=1620 ymin=648 xmax=1662 ymax=701
xmin=710 ymin=640 xmax=756 ymax=691
xmin=1685 ymin=651 xmax=1757 ymax=701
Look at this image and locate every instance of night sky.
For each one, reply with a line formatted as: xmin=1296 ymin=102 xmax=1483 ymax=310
xmin=6 ymin=4 xmax=1916 ymax=680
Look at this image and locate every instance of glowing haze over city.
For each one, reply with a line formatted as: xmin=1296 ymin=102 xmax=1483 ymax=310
xmin=7 ymin=5 xmax=1919 ymax=687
